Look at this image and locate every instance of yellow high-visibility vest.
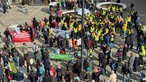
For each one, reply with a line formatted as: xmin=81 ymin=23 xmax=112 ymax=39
xmin=90 ymin=27 xmax=95 ymax=33
xmin=90 ymin=16 xmax=93 ymax=22
xmin=112 ymin=6 xmax=116 ymax=11
xmin=127 ymin=17 xmax=131 ymax=22
xmin=95 ymin=35 xmax=99 ymax=41
xmin=105 ymin=28 xmax=109 ymax=34
xmin=111 ymin=35 xmax=114 ymax=41
xmin=122 ymin=21 xmax=127 ymax=32
xmin=49 ymin=28 xmax=53 ymax=35
xmin=102 ymin=10 xmax=106 ymax=16
xmin=74 ymin=28 xmax=78 ymax=33
xmin=78 ymin=24 xmax=82 ymax=30
xmin=61 ymin=19 xmax=64 ymax=24
xmin=138 ymin=24 xmax=143 ymax=30
xmin=116 ymin=7 xmax=119 ymax=12
xmin=88 ymin=49 xmax=93 ymax=58
xmin=64 ymin=22 xmax=68 ymax=28
xmin=120 ymin=7 xmax=123 ymax=12
xmin=139 ymin=46 xmax=146 ymax=56
xmin=108 ymin=6 xmax=111 ymax=11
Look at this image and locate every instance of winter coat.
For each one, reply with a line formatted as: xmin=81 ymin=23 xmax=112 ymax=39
xmin=28 ymin=72 xmax=36 ymax=82
xmin=14 ymin=72 xmax=24 ymax=81
xmin=86 ymin=39 xmax=92 ymax=49
xmin=0 ymin=67 xmax=4 ymax=80
xmin=108 ymin=73 xmax=117 ymax=82
xmin=49 ymin=67 xmax=57 ymax=78
xmin=101 ymin=58 xmax=107 ymax=68
xmin=43 ymin=59 xmax=50 ymax=69
xmin=43 ymin=74 xmax=52 ymax=82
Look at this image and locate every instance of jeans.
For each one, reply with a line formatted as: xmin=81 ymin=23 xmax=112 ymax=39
xmin=123 ymin=31 xmax=127 ymax=39
xmin=102 ymin=67 xmax=106 ymax=75
xmin=16 ymin=80 xmax=24 ymax=82
xmin=123 ymin=74 xmax=131 ymax=82
xmin=37 ymin=76 xmax=43 ymax=82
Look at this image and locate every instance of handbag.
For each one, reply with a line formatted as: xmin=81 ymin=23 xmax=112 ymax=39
xmin=8 ymin=72 xmax=13 ymax=80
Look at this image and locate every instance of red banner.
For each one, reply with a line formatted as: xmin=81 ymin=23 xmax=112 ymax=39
xmin=10 ymin=32 xmax=32 ymax=42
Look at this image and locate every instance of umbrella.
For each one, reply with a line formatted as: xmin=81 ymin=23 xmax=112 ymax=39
xmin=77 ymin=8 xmax=90 ymax=16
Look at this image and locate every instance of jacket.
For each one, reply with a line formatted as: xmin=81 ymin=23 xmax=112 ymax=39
xmin=28 ymin=72 xmax=36 ymax=82
xmin=49 ymin=67 xmax=57 ymax=78
xmin=86 ymin=39 xmax=92 ymax=49
xmin=43 ymin=59 xmax=50 ymax=69
xmin=0 ymin=67 xmax=4 ymax=79
xmin=121 ymin=65 xmax=129 ymax=74
xmin=14 ymin=72 xmax=24 ymax=81
xmin=108 ymin=73 xmax=117 ymax=82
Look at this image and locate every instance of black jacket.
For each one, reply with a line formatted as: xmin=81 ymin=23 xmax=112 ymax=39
xmin=14 ymin=72 xmax=24 ymax=81
xmin=121 ymin=65 xmax=129 ymax=74
xmin=28 ymin=72 xmax=36 ymax=82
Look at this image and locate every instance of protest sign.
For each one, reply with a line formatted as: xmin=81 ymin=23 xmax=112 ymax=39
xmin=50 ymin=53 xmax=74 ymax=61
xmin=52 ymin=28 xmax=70 ymax=38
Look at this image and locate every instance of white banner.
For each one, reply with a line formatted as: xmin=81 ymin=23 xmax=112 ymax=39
xmin=52 ymin=28 xmax=70 ymax=39
xmin=77 ymin=38 xmax=81 ymax=46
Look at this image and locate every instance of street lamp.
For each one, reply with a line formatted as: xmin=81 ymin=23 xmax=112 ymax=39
xmin=81 ymin=0 xmax=85 ymax=80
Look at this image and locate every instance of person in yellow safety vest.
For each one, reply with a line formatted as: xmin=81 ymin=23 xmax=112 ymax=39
xmin=110 ymin=34 xmax=115 ymax=42
xmin=90 ymin=26 xmax=95 ymax=33
xmin=73 ymin=27 xmax=78 ymax=38
xmin=64 ymin=22 xmax=68 ymax=29
xmin=111 ymin=25 xmax=116 ymax=34
xmin=94 ymin=33 xmax=99 ymax=48
xmin=49 ymin=27 xmax=54 ymax=36
xmin=112 ymin=6 xmax=116 ymax=12
xmin=138 ymin=22 xmax=143 ymax=31
xmin=78 ymin=23 xmax=82 ymax=31
xmin=122 ymin=20 xmax=128 ymax=39
xmin=88 ymin=48 xmax=93 ymax=58
xmin=130 ymin=9 xmax=135 ymax=15
xmin=98 ymin=28 xmax=103 ymax=37
xmin=102 ymin=10 xmax=106 ymax=16
xmin=127 ymin=15 xmax=131 ymax=28
xmin=89 ymin=16 xmax=93 ymax=22
xmin=107 ymin=6 xmax=111 ymax=11
xmin=73 ymin=27 xmax=78 ymax=33
xmin=127 ymin=16 xmax=131 ymax=23
xmin=119 ymin=7 xmax=124 ymax=17
xmin=105 ymin=28 xmax=109 ymax=34
xmin=116 ymin=7 xmax=119 ymax=14
xmin=70 ymin=20 xmax=75 ymax=28
xmin=61 ymin=19 xmax=64 ymax=24
xmin=139 ymin=45 xmax=146 ymax=65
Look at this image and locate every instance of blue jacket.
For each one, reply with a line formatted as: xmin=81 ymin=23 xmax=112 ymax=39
xmin=104 ymin=34 xmax=110 ymax=44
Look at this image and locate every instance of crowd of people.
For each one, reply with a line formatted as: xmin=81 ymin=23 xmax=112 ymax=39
xmin=0 ymin=0 xmax=146 ymax=82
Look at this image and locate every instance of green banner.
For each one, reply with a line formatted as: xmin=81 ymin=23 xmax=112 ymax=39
xmin=50 ymin=53 xmax=74 ymax=61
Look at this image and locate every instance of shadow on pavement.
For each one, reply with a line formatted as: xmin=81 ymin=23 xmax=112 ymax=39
xmin=40 ymin=8 xmax=50 ymax=14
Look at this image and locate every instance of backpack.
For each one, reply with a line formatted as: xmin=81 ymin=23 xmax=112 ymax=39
xmin=39 ymin=67 xmax=44 ymax=75
xmin=141 ymin=71 xmax=146 ymax=78
xmin=112 ymin=63 xmax=116 ymax=70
